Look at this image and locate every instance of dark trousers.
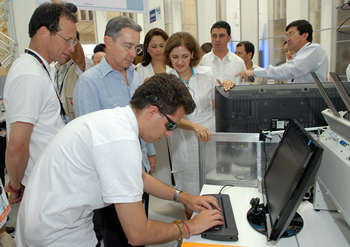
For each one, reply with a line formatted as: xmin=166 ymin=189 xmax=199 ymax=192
xmin=0 ymin=135 xmax=6 ymax=186
xmin=97 ymin=192 xmax=149 ymax=247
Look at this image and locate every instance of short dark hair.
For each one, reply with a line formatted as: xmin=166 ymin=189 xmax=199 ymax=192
xmin=201 ymin=42 xmax=213 ymax=53
xmin=29 ymin=3 xmax=77 ymax=38
xmin=76 ymin=31 xmax=80 ymax=41
xmin=93 ymin=43 xmax=106 ymax=54
xmin=140 ymin=28 xmax=169 ymax=67
xmin=210 ymin=21 xmax=231 ymax=36
xmin=130 ymin=73 xmax=196 ymax=116
xmin=104 ymin=16 xmax=142 ymax=41
xmin=164 ymin=32 xmax=203 ymax=68
xmin=286 ymin=19 xmax=313 ymax=42
xmin=236 ymin=41 xmax=255 ymax=59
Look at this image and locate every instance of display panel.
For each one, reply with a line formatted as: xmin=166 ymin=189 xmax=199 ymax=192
xmin=247 ymin=119 xmax=324 ymax=242
xmin=215 ymin=82 xmax=350 ymax=133
xmin=264 ymin=119 xmax=323 ymax=241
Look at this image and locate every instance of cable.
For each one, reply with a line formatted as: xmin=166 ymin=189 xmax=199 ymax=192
xmin=218 ymin=184 xmax=234 ymax=194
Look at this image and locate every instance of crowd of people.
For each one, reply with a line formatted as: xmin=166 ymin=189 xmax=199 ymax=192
xmin=1 ymin=1 xmax=331 ymax=246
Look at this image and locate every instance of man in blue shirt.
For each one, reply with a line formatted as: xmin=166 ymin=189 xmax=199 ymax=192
xmin=73 ymin=16 xmax=156 ymax=247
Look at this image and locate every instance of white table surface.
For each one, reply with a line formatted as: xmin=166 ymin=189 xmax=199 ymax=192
xmin=183 ymin=184 xmax=350 ymax=247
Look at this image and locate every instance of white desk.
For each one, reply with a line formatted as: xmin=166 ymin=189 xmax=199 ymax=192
xmin=182 ymin=184 xmax=350 ymax=247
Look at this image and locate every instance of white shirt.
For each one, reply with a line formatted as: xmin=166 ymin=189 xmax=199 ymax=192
xmin=15 ymin=106 xmax=143 ymax=247
xmin=4 ymin=49 xmax=65 ymax=186
xmin=136 ymin=62 xmax=172 ymax=82
xmin=168 ymin=66 xmax=217 ymax=195
xmin=200 ymin=50 xmax=246 ymax=85
xmin=254 ymin=42 xmax=329 ymax=83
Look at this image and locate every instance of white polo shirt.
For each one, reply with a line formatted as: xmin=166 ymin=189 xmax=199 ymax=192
xmin=4 ymin=49 xmax=65 ymax=186
xmin=15 ymin=106 xmax=143 ymax=247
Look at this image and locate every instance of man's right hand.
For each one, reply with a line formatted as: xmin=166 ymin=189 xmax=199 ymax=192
xmin=186 ymin=209 xmax=224 ymax=236
xmin=5 ymin=183 xmax=24 ymax=204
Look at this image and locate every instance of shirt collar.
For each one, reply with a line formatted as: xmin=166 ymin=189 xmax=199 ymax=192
xmin=293 ymin=42 xmax=311 ymax=59
xmin=55 ymin=59 xmax=74 ymax=70
xmin=125 ymin=105 xmax=139 ymax=137
xmin=26 ymin=48 xmax=53 ymax=73
xmin=210 ymin=50 xmax=231 ymax=62
xmin=99 ymin=56 xmax=136 ymax=78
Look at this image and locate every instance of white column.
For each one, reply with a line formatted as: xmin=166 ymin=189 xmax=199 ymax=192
xmin=320 ymin=0 xmax=334 ymax=74
xmin=171 ymin=0 xmax=182 ymax=33
xmin=94 ymin=11 xmax=107 ymax=44
xmin=12 ymin=0 xmax=36 ymax=56
xmin=286 ymin=0 xmax=309 ymax=25
xmin=197 ymin=0 xmax=216 ymax=46
xmin=240 ymin=0 xmax=259 ymax=65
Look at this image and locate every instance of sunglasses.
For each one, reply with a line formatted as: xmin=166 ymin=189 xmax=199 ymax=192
xmin=147 ymin=95 xmax=177 ymax=131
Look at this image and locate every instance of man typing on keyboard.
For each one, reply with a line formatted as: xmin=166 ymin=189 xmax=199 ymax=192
xmin=15 ymin=73 xmax=223 ymax=247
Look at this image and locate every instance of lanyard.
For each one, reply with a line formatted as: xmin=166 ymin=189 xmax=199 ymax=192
xmin=56 ymin=61 xmax=73 ymax=96
xmin=25 ymin=49 xmax=70 ymax=124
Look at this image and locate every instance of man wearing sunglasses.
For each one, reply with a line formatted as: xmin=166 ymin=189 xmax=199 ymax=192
xmin=73 ymin=16 xmax=157 ymax=246
xmin=236 ymin=19 xmax=328 ymax=84
xmin=15 ymin=73 xmax=224 ymax=247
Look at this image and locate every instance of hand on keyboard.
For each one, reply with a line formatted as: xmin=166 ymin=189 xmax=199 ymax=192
xmin=187 ymin=209 xmax=224 ymax=236
xmin=179 ymin=192 xmax=221 ymax=212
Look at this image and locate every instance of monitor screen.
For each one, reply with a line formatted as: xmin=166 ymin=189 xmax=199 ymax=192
xmin=215 ymin=82 xmax=350 ymax=133
xmin=263 ymin=119 xmax=323 ymax=241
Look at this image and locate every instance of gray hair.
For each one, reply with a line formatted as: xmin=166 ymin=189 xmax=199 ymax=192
xmin=104 ymin=16 xmax=142 ymax=41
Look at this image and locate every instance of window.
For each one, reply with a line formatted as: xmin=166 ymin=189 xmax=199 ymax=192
xmin=259 ymin=0 xmax=286 ymax=68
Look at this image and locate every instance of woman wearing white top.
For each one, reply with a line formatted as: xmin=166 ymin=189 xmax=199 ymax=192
xmin=136 ymin=28 xmax=172 ymax=82
xmin=164 ymin=32 xmax=234 ymax=218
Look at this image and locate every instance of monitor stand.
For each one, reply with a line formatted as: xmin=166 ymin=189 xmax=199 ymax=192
xmin=246 ymin=204 xmax=304 ymax=239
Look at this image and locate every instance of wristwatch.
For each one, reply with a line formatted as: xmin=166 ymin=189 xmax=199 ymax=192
xmin=173 ymin=189 xmax=183 ymax=203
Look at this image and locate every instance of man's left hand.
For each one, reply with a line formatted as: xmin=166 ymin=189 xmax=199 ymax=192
xmin=147 ymin=155 xmax=156 ymax=175
xmin=218 ymin=79 xmax=235 ymax=91
xmin=178 ymin=192 xmax=221 ymax=212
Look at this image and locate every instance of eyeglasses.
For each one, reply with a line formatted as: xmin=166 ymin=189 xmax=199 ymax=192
xmin=156 ymin=106 xmax=178 ymax=131
xmin=147 ymin=94 xmax=177 ymax=131
xmin=56 ymin=33 xmax=78 ymax=46
xmin=284 ymin=31 xmax=298 ymax=40
xmin=115 ymin=40 xmax=142 ymax=55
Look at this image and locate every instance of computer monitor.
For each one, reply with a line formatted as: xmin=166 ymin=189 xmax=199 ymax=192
xmin=215 ymin=82 xmax=350 ymax=133
xmin=247 ymin=119 xmax=324 ymax=241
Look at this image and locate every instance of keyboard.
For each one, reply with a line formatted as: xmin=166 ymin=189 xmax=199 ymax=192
xmin=201 ymin=194 xmax=239 ymax=241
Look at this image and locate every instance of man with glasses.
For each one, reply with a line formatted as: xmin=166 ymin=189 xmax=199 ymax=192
xmin=73 ymin=16 xmax=157 ymax=247
xmin=200 ymin=21 xmax=245 ymax=86
xmin=3 ymin=2 xmax=77 ymax=204
xmin=15 ymin=73 xmax=223 ymax=246
xmin=236 ymin=19 xmax=328 ymax=84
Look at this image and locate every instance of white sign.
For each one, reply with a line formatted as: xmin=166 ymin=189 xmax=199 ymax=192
xmin=37 ymin=0 xmax=149 ymax=13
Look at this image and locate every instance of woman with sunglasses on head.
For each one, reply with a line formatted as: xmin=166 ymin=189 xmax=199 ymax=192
xmin=164 ymin=32 xmax=233 ymax=219
xmin=136 ymin=28 xmax=172 ymax=82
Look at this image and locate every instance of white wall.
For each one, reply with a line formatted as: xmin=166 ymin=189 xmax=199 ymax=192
xmin=286 ymin=0 xmax=309 ymax=25
xmin=241 ymin=0 xmax=259 ymax=65
xmin=94 ymin=11 xmax=107 ymax=44
xmin=12 ymin=0 xmax=36 ymax=57
xmin=197 ymin=0 xmax=216 ymax=46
